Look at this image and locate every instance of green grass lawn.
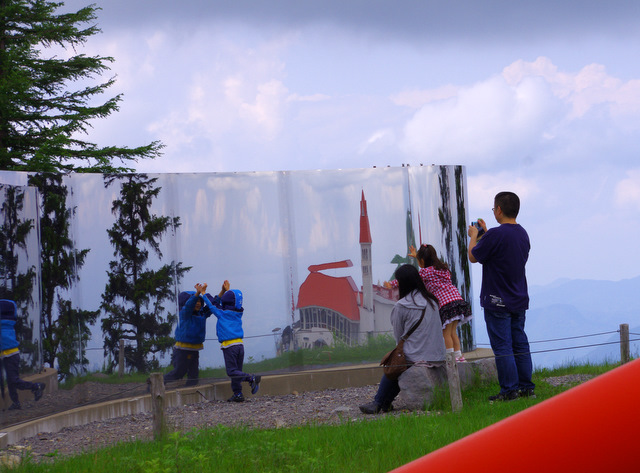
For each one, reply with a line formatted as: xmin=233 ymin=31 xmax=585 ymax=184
xmin=5 ymin=361 xmax=620 ymax=473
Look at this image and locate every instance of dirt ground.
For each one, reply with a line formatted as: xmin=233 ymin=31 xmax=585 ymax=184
xmin=3 ymin=383 xmax=382 ymax=463
xmin=0 ymin=374 xmax=595 ymax=464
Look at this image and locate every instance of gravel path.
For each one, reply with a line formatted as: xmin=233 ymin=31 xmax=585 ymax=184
xmin=4 ymin=385 xmax=384 ymax=462
xmin=1 ymin=374 xmax=594 ymax=463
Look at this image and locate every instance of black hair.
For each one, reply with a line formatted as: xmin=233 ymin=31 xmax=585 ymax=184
xmin=416 ymin=244 xmax=449 ymax=271
xmin=395 ymin=264 xmax=438 ymax=308
xmin=495 ymin=191 xmax=520 ymax=218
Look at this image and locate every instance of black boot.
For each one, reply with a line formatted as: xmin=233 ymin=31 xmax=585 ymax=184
xmin=227 ymin=392 xmax=245 ymax=402
xmin=250 ymin=375 xmax=261 ymax=395
xmin=33 ymin=382 xmax=45 ymax=401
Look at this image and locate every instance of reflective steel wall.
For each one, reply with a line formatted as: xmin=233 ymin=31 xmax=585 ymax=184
xmin=0 ymin=183 xmax=42 ymax=371
xmin=0 ymin=165 xmax=473 ymax=375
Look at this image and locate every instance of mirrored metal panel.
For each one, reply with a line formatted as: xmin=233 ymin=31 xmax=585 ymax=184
xmin=0 ymin=166 xmax=473 ymax=379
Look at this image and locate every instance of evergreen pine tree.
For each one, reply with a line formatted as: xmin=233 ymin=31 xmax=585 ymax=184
xmin=0 ymin=0 xmax=162 ymax=172
xmin=100 ymin=174 xmax=189 ymax=373
xmin=54 ymin=298 xmax=98 ymax=378
xmin=27 ymin=172 xmax=97 ymax=379
xmin=0 ymin=184 xmax=37 ymax=367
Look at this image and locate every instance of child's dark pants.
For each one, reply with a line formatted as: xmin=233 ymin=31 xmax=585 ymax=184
xmin=163 ymin=348 xmax=199 ymax=386
xmin=1 ymin=353 xmax=36 ymax=404
xmin=222 ymin=344 xmax=252 ymax=394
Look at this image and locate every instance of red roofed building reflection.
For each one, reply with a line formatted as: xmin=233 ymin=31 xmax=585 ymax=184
xmin=297 ymin=260 xmax=361 ymax=345
xmin=294 ymin=191 xmax=397 ymax=348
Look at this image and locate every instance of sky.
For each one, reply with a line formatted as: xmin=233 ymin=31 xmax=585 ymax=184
xmin=55 ymin=0 xmax=640 ymax=289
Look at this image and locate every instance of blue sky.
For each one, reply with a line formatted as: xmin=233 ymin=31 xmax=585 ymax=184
xmin=57 ymin=0 xmax=640 ymax=287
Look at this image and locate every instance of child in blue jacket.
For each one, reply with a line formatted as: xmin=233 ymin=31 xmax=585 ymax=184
xmin=0 ymin=299 xmax=45 ymax=410
xmin=204 ymin=280 xmax=261 ymax=402
xmin=164 ymin=283 xmax=211 ymax=387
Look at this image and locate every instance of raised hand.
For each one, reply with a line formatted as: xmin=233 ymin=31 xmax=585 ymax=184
xmin=219 ymin=279 xmax=230 ymax=297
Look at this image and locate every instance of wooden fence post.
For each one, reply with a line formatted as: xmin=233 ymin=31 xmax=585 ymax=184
xmin=150 ymin=372 xmax=166 ymax=440
xmin=118 ymin=339 xmax=125 ymax=377
xmin=445 ymin=352 xmax=463 ymax=412
xmin=620 ymin=323 xmax=630 ymax=364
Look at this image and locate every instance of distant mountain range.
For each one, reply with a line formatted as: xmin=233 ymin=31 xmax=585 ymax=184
xmin=473 ymin=276 xmax=640 ymax=369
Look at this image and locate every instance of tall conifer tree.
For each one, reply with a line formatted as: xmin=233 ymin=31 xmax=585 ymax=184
xmin=27 ymin=172 xmax=98 ymax=379
xmin=0 ymin=184 xmax=37 ymax=367
xmin=101 ymin=174 xmax=189 ymax=373
xmin=0 ymin=0 xmax=162 ymax=172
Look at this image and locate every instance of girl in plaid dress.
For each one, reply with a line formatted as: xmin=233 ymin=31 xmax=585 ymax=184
xmin=388 ymin=244 xmax=472 ymax=362
xmin=412 ymin=244 xmax=472 ymax=362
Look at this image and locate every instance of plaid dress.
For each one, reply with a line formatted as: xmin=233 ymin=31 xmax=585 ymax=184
xmin=420 ymin=267 xmax=472 ymax=328
xmin=391 ymin=267 xmax=472 ymax=328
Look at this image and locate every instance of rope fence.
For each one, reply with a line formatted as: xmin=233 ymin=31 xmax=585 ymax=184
xmin=86 ymin=324 xmax=639 ymax=392
xmin=82 ymin=328 xmax=632 ymax=352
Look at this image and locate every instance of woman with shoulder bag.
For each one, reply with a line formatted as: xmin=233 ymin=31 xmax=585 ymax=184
xmin=359 ymin=264 xmax=446 ymax=414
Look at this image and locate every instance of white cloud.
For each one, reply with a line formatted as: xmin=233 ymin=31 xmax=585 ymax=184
xmin=211 ymin=191 xmax=226 ymax=232
xmin=193 ymin=188 xmax=210 ymax=223
xmin=158 ymin=38 xmax=291 ymax=140
xmin=308 ymin=212 xmax=332 ymax=251
xmin=503 ymin=57 xmax=640 ymax=119
xmin=399 ymin=73 xmax=559 ymax=167
xmin=398 ymin=57 xmax=640 ymax=173
xmin=391 ymin=85 xmax=459 ymax=108
xmin=287 ymin=93 xmax=331 ymax=103
xmin=467 ymin=173 xmax=540 ymax=213
xmin=358 ymin=129 xmax=396 ymax=155
xmin=239 ymin=79 xmax=289 ymax=139
xmin=615 ymin=169 xmax=640 ymax=210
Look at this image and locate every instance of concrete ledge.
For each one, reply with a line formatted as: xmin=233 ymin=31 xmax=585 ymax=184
xmin=0 ymin=348 xmax=495 ymax=448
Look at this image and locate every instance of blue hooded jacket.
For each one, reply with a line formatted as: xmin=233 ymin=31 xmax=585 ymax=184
xmin=203 ymin=290 xmax=244 ymax=345
xmin=0 ymin=300 xmax=19 ymax=355
xmin=173 ymin=292 xmax=211 ymax=350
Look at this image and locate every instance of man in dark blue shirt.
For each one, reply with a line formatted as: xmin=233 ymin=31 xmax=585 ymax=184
xmin=468 ymin=191 xmax=535 ymax=401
